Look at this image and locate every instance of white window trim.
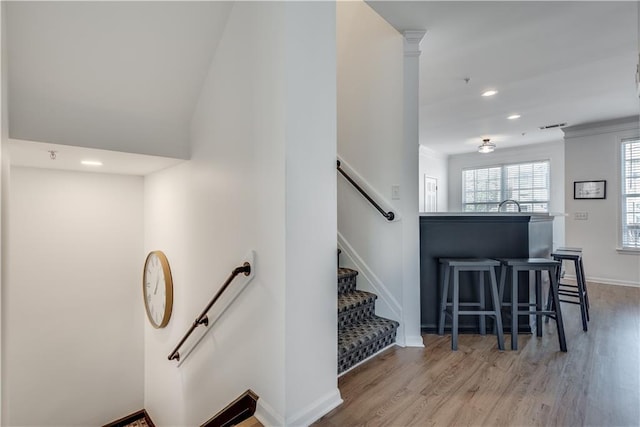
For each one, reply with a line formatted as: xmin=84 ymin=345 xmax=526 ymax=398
xmin=462 ymin=159 xmax=551 ymax=212
xmin=619 ymin=135 xmax=640 ymax=250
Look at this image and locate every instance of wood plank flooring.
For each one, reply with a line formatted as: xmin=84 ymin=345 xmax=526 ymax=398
xmin=314 ymin=282 xmax=640 ymax=427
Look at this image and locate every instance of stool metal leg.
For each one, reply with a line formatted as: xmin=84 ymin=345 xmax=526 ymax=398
xmin=452 ymin=267 xmax=460 ymax=351
xmin=544 ymin=264 xmax=557 ymax=324
xmin=535 ymin=270 xmax=543 ymax=337
xmin=549 ymin=267 xmax=568 ymax=352
xmin=438 ymin=264 xmax=450 ymax=336
xmin=498 ymin=264 xmax=507 ymax=303
xmin=479 ymin=271 xmax=486 ymax=335
xmin=575 ymin=260 xmax=589 ymax=329
xmin=511 ymin=267 xmax=519 ymax=351
xmin=579 ymin=258 xmax=590 ymax=312
xmin=488 ymin=266 xmax=505 ymax=350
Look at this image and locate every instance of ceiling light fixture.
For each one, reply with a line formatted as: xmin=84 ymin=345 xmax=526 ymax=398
xmin=507 ymin=114 xmax=521 ymax=120
xmin=81 ymin=160 xmax=103 ymax=166
xmin=481 ymin=89 xmax=498 ymax=97
xmin=478 ymin=138 xmax=496 ymax=154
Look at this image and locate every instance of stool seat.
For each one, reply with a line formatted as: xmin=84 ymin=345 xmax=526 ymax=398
xmin=497 ymin=258 xmax=567 ymax=352
xmin=551 ymin=251 xmax=582 ymax=260
xmin=498 ymin=258 xmax=560 ymax=267
xmin=440 ymin=258 xmax=501 ymax=267
xmin=438 ymin=258 xmax=504 ymax=351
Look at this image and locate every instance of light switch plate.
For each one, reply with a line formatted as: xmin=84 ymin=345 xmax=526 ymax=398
xmin=574 ymin=212 xmax=588 ymax=220
xmin=391 ymin=185 xmax=400 ymax=200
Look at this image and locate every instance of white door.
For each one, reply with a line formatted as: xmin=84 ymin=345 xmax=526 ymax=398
xmin=423 ymin=175 xmax=438 ymax=212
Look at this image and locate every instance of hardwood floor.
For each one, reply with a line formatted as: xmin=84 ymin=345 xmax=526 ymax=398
xmin=314 ymin=282 xmax=640 ymax=427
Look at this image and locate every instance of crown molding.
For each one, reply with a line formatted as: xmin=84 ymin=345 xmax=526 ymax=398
xmin=562 ymin=116 xmax=639 ymax=139
xmin=403 ymin=30 xmax=426 ymax=58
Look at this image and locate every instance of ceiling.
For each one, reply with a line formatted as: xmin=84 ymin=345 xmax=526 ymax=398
xmin=5 ymin=1 xmax=639 ymax=169
xmin=8 ymin=139 xmax=184 ymax=176
xmin=367 ymin=1 xmax=640 ymax=155
xmin=6 ymin=1 xmax=232 ymax=160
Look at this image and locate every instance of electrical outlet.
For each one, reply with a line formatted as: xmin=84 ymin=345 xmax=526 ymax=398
xmin=574 ymin=212 xmax=588 ymax=220
xmin=391 ymin=185 xmax=400 ymax=200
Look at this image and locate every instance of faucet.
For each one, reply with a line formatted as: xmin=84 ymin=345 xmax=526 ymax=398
xmin=498 ymin=199 xmax=521 ymax=212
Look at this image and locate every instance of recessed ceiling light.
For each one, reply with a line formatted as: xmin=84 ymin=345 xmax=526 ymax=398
xmin=81 ymin=160 xmax=102 ymax=166
xmin=481 ymin=90 xmax=498 ymax=97
xmin=507 ymin=114 xmax=521 ymax=120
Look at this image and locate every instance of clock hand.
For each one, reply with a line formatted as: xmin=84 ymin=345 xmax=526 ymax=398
xmin=154 ymin=276 xmax=159 ymax=295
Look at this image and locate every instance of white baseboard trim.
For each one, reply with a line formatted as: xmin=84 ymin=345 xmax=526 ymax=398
xmin=402 ymin=335 xmax=425 ymax=348
xmin=285 ymin=388 xmax=343 ymax=427
xmin=338 ymin=343 xmax=397 ymax=378
xmin=564 ymin=274 xmax=640 ymax=288
xmin=255 ymin=397 xmax=284 ymax=427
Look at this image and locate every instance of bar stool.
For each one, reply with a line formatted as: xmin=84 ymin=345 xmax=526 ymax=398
xmin=546 ymin=249 xmax=589 ymax=331
xmin=497 ymin=258 xmax=567 ymax=352
xmin=438 ymin=258 xmax=504 ymax=351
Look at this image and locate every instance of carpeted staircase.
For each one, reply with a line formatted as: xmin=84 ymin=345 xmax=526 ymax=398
xmin=337 ymin=267 xmax=399 ymax=374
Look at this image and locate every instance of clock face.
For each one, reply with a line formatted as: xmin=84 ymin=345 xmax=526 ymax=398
xmin=143 ymin=251 xmax=173 ymax=328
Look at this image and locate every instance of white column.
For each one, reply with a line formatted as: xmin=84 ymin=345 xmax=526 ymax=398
xmin=401 ymin=30 xmax=426 ymax=348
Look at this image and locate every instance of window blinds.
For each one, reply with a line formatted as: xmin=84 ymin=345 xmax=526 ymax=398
xmin=622 ymin=138 xmax=640 ymax=248
xmin=462 ymin=161 xmax=550 ymax=212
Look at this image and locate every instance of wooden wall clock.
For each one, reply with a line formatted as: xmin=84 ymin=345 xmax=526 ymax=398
xmin=143 ymin=250 xmax=174 ymax=328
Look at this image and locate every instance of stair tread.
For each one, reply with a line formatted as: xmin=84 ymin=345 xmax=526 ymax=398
xmin=236 ymin=416 xmax=263 ymax=427
xmin=338 ymin=315 xmax=399 ymax=356
xmin=338 ymin=267 xmax=358 ymax=280
xmin=338 ymin=290 xmax=377 ymax=313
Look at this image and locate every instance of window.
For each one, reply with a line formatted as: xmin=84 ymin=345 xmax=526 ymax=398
xmin=462 ymin=161 xmax=550 ymax=212
xmin=621 ymin=138 xmax=640 ymax=248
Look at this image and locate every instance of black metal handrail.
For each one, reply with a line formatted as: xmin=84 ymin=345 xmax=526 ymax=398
xmin=168 ymin=262 xmax=252 ymax=361
xmin=337 ymin=160 xmax=395 ymax=221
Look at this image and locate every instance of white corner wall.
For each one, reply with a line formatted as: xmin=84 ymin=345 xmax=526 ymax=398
xmin=448 ymin=141 xmax=566 ymax=249
xmin=4 ymin=167 xmax=144 ymax=426
xmin=337 ymin=0 xmax=422 ymax=347
xmin=144 ymin=2 xmax=338 ymax=426
xmin=283 ymin=2 xmax=340 ymax=425
xmin=418 ymin=146 xmax=448 ymax=212
xmin=564 ymin=117 xmax=640 ymax=286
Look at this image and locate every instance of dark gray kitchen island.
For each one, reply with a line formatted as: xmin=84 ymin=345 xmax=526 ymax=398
xmin=419 ymin=213 xmax=554 ymax=334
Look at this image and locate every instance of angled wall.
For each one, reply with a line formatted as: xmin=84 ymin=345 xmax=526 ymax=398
xmin=144 ymin=2 xmax=338 ymax=426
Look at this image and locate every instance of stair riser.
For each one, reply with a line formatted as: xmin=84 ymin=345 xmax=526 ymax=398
xmin=338 ymin=329 xmax=398 ymax=374
xmin=338 ymin=275 xmax=357 ymax=295
xmin=339 ymin=302 xmax=376 ymax=329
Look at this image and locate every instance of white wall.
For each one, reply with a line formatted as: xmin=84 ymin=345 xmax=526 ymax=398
xmin=564 ymin=117 xmax=640 ymax=286
xmin=418 ymin=146 xmax=448 ymax=212
xmin=0 ymin=3 xmax=8 ymax=423
xmin=283 ymin=2 xmax=340 ymax=425
xmin=337 ymin=0 xmax=421 ymax=346
xmin=144 ymin=3 xmax=338 ymax=426
xmin=3 ymin=167 xmax=144 ymax=426
xmin=448 ymin=141 xmax=566 ymax=249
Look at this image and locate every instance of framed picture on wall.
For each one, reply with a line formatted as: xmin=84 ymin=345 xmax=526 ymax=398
xmin=574 ymin=180 xmax=606 ymax=199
